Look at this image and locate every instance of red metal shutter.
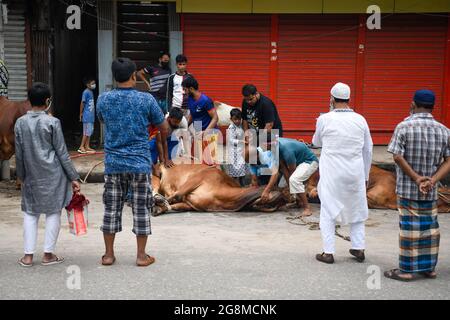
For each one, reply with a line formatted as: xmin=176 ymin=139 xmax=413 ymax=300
xmin=183 ymin=14 xmax=271 ymax=107
xmin=361 ymin=14 xmax=448 ymax=144
xmin=277 ymin=15 xmax=359 ymax=140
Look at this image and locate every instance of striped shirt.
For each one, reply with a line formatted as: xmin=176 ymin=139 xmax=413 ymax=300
xmin=388 ymin=113 xmax=450 ymax=201
xmin=143 ymin=64 xmax=171 ymax=100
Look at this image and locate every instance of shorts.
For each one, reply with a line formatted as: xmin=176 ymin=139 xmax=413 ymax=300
xmin=101 ymin=173 xmax=153 ymax=236
xmin=83 ymin=122 xmax=94 ymax=137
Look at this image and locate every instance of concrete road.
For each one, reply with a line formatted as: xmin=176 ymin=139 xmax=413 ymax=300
xmin=0 ymin=182 xmax=449 ymax=300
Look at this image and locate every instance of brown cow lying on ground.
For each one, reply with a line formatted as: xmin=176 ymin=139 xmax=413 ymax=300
xmin=151 ymin=164 xmax=288 ymax=216
xmin=305 ymin=165 xmax=450 ymax=213
xmin=152 ymin=163 xmax=450 ymax=214
xmin=0 ymin=96 xmax=31 ymax=160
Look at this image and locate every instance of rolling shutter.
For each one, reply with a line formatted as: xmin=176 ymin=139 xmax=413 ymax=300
xmin=277 ymin=14 xmax=359 ymax=138
xmin=361 ymin=14 xmax=448 ymax=143
xmin=3 ymin=0 xmax=28 ymax=101
xmin=117 ymin=1 xmax=169 ymax=71
xmin=183 ymin=14 xmax=271 ymax=107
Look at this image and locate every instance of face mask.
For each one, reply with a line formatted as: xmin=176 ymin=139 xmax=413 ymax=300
xmin=90 ymin=84 xmax=96 ymax=90
xmin=257 ymin=147 xmax=273 ymax=166
xmin=44 ymin=99 xmax=52 ymax=113
xmin=161 ymin=61 xmax=169 ymax=68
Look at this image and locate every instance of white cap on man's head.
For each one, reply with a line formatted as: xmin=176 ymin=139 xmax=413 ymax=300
xmin=330 ymin=82 xmax=351 ymax=100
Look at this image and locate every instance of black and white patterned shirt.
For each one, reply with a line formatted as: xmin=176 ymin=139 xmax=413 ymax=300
xmin=143 ymin=64 xmax=171 ymax=101
xmin=388 ymin=113 xmax=450 ymax=201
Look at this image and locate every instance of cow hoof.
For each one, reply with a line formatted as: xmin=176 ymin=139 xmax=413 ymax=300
xmin=152 ymin=206 xmax=165 ymax=217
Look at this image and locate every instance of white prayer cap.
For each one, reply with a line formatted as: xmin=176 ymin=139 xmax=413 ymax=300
xmin=330 ymin=82 xmax=351 ymax=100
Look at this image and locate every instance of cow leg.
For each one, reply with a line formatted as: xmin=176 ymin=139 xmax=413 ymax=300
xmin=166 ymin=176 xmax=203 ymax=204
xmin=170 ymin=202 xmax=194 ymax=212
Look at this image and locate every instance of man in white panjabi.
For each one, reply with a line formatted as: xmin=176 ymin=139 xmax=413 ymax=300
xmin=312 ymin=82 xmax=373 ymax=264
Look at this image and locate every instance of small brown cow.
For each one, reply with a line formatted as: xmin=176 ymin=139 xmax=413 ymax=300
xmin=0 ymin=96 xmax=31 ymax=160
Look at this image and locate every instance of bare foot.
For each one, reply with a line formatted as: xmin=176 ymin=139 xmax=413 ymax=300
xmin=18 ymin=254 xmax=33 ymax=266
xmin=301 ymin=208 xmax=313 ymax=217
xmin=101 ymin=255 xmax=116 ymax=266
xmin=136 ymin=254 xmax=155 ymax=267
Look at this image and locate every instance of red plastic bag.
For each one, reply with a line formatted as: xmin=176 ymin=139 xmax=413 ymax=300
xmin=65 ymin=192 xmax=89 ymax=236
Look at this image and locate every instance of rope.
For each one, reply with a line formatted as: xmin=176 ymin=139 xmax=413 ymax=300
xmin=81 ymin=160 xmax=104 ymax=184
xmin=437 ymin=181 xmax=450 ymax=205
xmin=286 ymin=215 xmax=350 ymax=242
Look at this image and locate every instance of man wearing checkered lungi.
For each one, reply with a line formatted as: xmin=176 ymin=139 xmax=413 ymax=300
xmin=386 ymin=89 xmax=450 ymax=281
xmin=97 ymin=58 xmax=169 ymax=267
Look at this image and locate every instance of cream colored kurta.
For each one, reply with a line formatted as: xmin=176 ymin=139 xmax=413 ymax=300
xmin=312 ymin=109 xmax=373 ymax=225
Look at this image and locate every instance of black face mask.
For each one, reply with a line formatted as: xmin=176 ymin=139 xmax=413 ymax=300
xmin=161 ymin=61 xmax=169 ymax=69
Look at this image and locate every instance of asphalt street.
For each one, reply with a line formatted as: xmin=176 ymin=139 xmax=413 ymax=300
xmin=0 ymin=182 xmax=449 ymax=300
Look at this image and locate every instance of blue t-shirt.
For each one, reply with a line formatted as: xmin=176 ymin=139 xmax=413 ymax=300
xmin=81 ymin=89 xmax=95 ymax=123
xmin=188 ymin=94 xmax=216 ymax=131
xmin=97 ymin=88 xmax=165 ymax=174
xmin=278 ymin=138 xmax=318 ymax=166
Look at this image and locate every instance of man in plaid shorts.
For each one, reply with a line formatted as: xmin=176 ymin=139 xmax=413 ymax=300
xmin=97 ymin=58 xmax=169 ymax=267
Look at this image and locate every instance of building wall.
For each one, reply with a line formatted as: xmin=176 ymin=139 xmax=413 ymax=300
xmin=183 ymin=12 xmax=450 ymax=144
xmin=176 ymin=0 xmax=450 ymax=13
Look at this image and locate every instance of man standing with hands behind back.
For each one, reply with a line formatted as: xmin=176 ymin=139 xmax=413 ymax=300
xmin=385 ymin=89 xmax=450 ymax=281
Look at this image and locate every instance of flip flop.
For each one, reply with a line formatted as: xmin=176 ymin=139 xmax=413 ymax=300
xmin=384 ymin=268 xmax=420 ymax=282
xmin=420 ymin=271 xmax=437 ymax=279
xmin=18 ymin=258 xmax=33 ymax=268
xmin=41 ymin=255 xmax=65 ymax=266
xmin=136 ymin=255 xmax=155 ymax=267
xmin=101 ymin=255 xmax=116 ymax=266
xmin=77 ymin=149 xmax=87 ymax=154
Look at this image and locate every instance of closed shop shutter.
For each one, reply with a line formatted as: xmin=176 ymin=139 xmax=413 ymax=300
xmin=361 ymin=14 xmax=448 ymax=144
xmin=117 ymin=1 xmax=169 ymax=71
xmin=3 ymin=0 xmax=28 ymax=101
xmin=277 ymin=14 xmax=359 ymax=138
xmin=183 ymin=14 xmax=271 ymax=107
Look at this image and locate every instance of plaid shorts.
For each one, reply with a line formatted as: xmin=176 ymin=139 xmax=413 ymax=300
xmin=101 ymin=173 xmax=153 ymax=236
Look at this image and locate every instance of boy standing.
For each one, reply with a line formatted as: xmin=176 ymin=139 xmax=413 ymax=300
xmin=385 ymin=89 xmax=450 ymax=281
xmin=78 ymin=77 xmax=96 ymax=153
xmin=166 ymin=54 xmax=193 ymax=116
xmin=15 ymin=83 xmax=80 ymax=267
xmin=227 ymin=108 xmax=247 ymax=186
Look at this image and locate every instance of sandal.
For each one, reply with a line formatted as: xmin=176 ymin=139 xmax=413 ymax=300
xmin=41 ymin=255 xmax=65 ymax=266
xmin=420 ymin=271 xmax=437 ymax=279
xmin=101 ymin=255 xmax=116 ymax=266
xmin=384 ymin=268 xmax=420 ymax=282
xmin=77 ymin=149 xmax=87 ymax=154
xmin=18 ymin=258 xmax=33 ymax=268
xmin=136 ymin=255 xmax=155 ymax=267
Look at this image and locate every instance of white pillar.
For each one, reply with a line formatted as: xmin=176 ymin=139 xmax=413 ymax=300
xmin=97 ymin=0 xmax=115 ymax=146
xmin=1 ymin=160 xmax=10 ymax=181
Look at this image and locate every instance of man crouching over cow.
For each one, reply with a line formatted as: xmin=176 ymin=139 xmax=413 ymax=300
xmin=252 ymin=133 xmax=319 ymax=217
xmin=96 ymin=58 xmax=169 ymax=267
